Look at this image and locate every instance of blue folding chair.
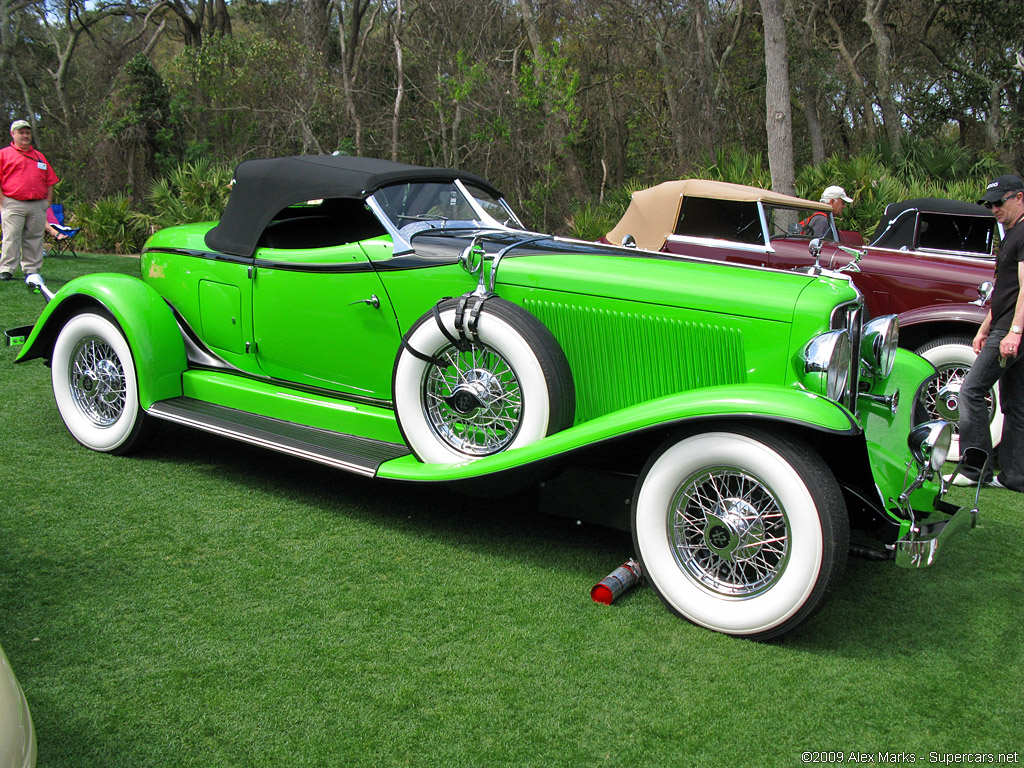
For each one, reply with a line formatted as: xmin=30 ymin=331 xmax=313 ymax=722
xmin=46 ymin=204 xmax=82 ymax=258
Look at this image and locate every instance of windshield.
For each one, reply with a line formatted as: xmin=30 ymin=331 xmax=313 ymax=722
xmin=764 ymin=203 xmax=835 ymax=240
xmin=371 ymin=180 xmax=523 ymax=237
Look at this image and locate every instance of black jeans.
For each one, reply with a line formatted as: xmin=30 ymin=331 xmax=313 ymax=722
xmin=958 ymin=330 xmax=1024 ymax=491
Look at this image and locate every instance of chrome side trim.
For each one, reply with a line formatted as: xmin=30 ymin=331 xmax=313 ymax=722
xmin=665 ymin=234 xmax=769 ymax=254
xmin=168 ymin=303 xmax=238 ymax=372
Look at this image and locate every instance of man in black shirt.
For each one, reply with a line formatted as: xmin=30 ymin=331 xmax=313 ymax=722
xmin=947 ymin=175 xmax=1024 ymax=491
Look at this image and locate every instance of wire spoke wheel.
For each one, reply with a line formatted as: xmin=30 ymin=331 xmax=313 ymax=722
xmin=68 ymin=336 xmax=128 ymax=427
xmin=423 ymin=343 xmax=523 ymax=455
xmin=633 ymin=430 xmax=848 ymax=640
xmin=920 ymin=361 xmax=994 ymax=435
xmin=51 ymin=311 xmax=150 ymax=454
xmin=671 ymin=468 xmax=790 ymax=598
xmin=915 ymin=336 xmax=1002 ymax=462
xmin=394 ymin=297 xmax=574 ymax=463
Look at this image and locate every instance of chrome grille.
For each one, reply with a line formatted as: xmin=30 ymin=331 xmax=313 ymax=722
xmin=830 ymin=300 xmax=863 ymax=412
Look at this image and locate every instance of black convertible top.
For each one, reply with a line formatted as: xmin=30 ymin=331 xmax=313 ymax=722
xmin=205 ymin=155 xmax=501 ymax=258
xmin=869 ymin=197 xmax=993 ymax=249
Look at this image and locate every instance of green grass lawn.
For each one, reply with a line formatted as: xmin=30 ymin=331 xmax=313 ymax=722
xmin=1 ymin=254 xmax=1022 ymax=767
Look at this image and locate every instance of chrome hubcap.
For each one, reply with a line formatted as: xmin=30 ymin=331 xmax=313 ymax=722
xmin=68 ymin=337 xmax=126 ymax=427
xmin=670 ymin=468 xmax=790 ymax=598
xmin=936 ymin=380 xmax=961 ymax=422
xmin=424 ymin=344 xmax=522 ymax=456
xmin=921 ymin=363 xmax=995 ymax=433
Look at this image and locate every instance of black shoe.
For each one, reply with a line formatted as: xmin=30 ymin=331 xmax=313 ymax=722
xmin=0 ymin=272 xmax=12 ymax=281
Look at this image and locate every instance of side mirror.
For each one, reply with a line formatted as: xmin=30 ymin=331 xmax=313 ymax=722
xmin=622 ymin=234 xmax=637 ymax=248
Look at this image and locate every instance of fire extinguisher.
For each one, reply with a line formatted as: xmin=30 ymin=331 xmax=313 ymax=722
xmin=590 ymin=559 xmax=643 ymax=605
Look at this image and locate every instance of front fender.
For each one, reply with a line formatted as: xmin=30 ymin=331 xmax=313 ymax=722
xmin=15 ymin=273 xmax=186 ymax=408
xmin=897 ymin=302 xmax=988 ymax=330
xmin=377 ymin=384 xmax=859 ymax=481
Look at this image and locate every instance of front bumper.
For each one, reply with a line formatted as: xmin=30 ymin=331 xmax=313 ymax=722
xmin=894 ymin=500 xmax=979 ymax=568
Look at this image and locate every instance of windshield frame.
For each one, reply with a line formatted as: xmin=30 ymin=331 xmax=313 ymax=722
xmin=367 ymin=178 xmax=524 ymax=255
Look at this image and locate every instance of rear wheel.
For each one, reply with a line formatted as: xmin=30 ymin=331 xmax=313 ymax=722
xmin=632 ymin=429 xmax=848 ymax=640
xmin=915 ymin=336 xmax=1001 ymax=462
xmin=51 ymin=311 xmax=151 ymax=454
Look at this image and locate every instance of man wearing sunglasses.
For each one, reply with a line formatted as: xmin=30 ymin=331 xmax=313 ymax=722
xmin=948 ymin=174 xmax=1024 ymax=491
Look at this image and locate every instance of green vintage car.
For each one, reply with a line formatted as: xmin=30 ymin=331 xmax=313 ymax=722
xmin=13 ymin=156 xmax=983 ymax=640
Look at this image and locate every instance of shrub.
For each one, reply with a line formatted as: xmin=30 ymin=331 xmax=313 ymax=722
xmin=130 ymin=158 xmax=234 ymax=236
xmin=75 ymin=194 xmax=148 ymax=254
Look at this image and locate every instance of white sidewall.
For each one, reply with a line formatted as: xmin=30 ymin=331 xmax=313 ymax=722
xmin=918 ymin=341 xmax=1003 ymax=462
xmin=394 ymin=307 xmax=551 ymax=463
xmin=51 ymin=313 xmax=140 ymax=452
xmin=635 ymin=433 xmax=824 ymax=636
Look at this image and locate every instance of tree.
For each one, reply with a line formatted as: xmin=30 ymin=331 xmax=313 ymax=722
xmin=516 ymin=0 xmax=589 ymax=200
xmin=759 ymin=0 xmax=795 ymax=193
xmin=104 ymin=52 xmax=176 ymax=194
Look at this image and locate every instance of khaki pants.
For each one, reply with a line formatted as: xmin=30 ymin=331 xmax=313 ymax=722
xmin=0 ymin=196 xmax=47 ymax=276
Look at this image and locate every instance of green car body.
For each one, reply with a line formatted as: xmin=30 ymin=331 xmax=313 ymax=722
xmin=14 ymin=156 xmax=981 ymax=639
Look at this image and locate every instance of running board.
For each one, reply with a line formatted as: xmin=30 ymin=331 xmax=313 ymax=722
xmin=147 ymin=397 xmax=410 ymax=477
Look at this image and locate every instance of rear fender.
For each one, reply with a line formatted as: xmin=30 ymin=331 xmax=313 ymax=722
xmin=15 ymin=273 xmax=186 ymax=408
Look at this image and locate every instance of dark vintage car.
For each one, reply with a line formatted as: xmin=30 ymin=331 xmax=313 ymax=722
xmin=604 ymin=181 xmax=1000 ymax=459
xmin=10 ymin=156 xmax=983 ymax=640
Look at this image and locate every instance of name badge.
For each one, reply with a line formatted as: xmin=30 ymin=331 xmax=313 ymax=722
xmin=37 ymin=161 xmax=47 ymax=170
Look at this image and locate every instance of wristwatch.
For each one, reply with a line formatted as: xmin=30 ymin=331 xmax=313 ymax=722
xmin=1012 ymin=324 xmax=1023 ymax=334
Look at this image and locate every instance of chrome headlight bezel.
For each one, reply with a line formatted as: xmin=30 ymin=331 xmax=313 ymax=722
xmin=803 ymin=329 xmax=852 ymax=404
xmin=908 ymin=420 xmax=952 ymax=471
xmin=861 ymin=314 xmax=899 ymax=378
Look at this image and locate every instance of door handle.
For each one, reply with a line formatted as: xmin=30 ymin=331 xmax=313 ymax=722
xmin=349 ymin=294 xmax=380 ymax=309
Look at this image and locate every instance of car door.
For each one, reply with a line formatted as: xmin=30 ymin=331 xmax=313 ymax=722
xmin=251 ymin=240 xmax=401 ymax=401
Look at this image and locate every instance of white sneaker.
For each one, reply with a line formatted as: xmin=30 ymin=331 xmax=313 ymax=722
xmin=989 ymin=476 xmax=1008 ymax=489
xmin=943 ymin=473 xmax=980 ymax=487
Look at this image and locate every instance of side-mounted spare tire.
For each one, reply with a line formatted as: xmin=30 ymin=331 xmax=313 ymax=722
xmin=393 ymin=296 xmax=575 ymax=463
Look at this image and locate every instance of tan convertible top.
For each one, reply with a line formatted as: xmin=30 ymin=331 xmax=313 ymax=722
xmin=605 ymin=179 xmax=832 ymax=251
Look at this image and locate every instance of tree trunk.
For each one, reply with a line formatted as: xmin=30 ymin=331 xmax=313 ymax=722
xmin=516 ymin=0 xmax=589 ymax=200
xmin=759 ymin=0 xmax=795 ymax=194
xmin=863 ymin=0 xmax=900 ymax=151
xmin=802 ymin=96 xmax=825 ymax=165
xmin=390 ymin=0 xmax=404 ymax=162
xmin=826 ymin=13 xmax=878 ymax=143
xmin=303 ymin=0 xmax=331 ymax=60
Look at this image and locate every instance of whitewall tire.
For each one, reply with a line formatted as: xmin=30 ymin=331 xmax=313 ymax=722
xmin=632 ymin=429 xmax=848 ymax=640
xmin=51 ymin=311 xmax=150 ymax=454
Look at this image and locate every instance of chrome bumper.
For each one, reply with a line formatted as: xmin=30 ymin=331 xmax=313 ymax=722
xmin=895 ymin=503 xmax=979 ymax=568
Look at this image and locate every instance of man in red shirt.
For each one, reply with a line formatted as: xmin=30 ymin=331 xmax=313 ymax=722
xmin=0 ymin=119 xmax=60 ymax=280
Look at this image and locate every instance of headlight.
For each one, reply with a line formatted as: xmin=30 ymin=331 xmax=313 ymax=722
xmin=908 ymin=420 xmax=951 ymax=470
xmin=803 ymin=330 xmax=852 ymax=403
xmin=861 ymin=314 xmax=899 ymax=377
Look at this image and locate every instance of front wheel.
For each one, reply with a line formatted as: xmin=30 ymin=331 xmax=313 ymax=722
xmin=51 ymin=311 xmax=151 ymax=454
xmin=632 ymin=429 xmax=848 ymax=640
xmin=915 ymin=336 xmax=1002 ymax=462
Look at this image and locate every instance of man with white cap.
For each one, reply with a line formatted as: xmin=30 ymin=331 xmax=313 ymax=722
xmin=0 ymin=119 xmax=60 ymax=281
xmin=803 ymin=185 xmax=853 ymax=238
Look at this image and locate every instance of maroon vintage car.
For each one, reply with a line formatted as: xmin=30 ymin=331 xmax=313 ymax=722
xmin=604 ymin=180 xmax=1000 ymax=458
